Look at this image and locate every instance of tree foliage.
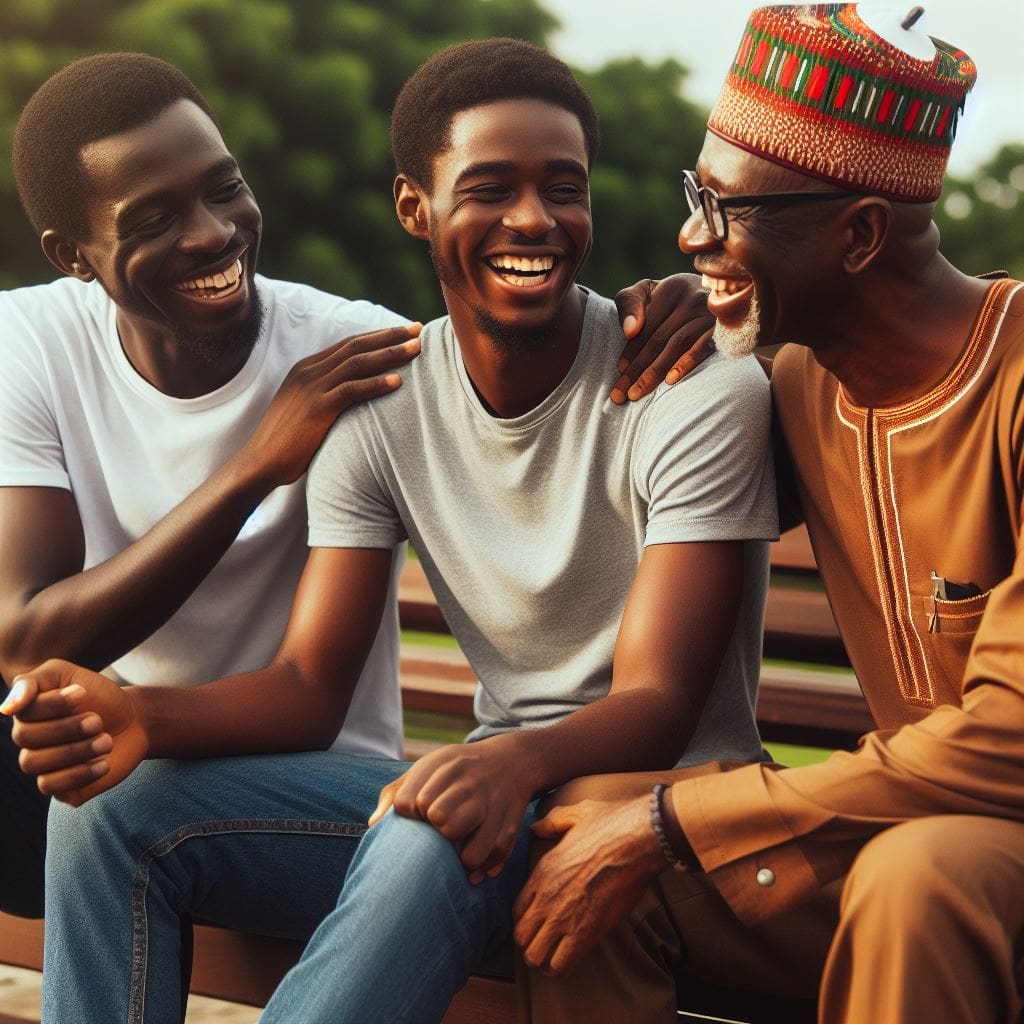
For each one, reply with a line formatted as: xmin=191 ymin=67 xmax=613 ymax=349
xmin=0 ymin=0 xmax=708 ymax=312
xmin=1 ymin=0 xmax=1015 ymax=308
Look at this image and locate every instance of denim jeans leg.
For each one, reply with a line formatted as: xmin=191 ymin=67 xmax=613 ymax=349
xmin=42 ymin=751 xmax=407 ymax=1024
xmin=261 ymin=804 xmax=535 ymax=1024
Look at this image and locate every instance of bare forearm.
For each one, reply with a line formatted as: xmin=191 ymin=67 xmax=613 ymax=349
xmin=505 ymin=686 xmax=688 ymax=798
xmin=131 ymin=661 xmax=345 ymax=760
xmin=1 ymin=451 xmax=277 ymax=677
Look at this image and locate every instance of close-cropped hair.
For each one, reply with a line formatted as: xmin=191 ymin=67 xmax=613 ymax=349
xmin=13 ymin=52 xmax=216 ymax=239
xmin=390 ymin=37 xmax=600 ymax=192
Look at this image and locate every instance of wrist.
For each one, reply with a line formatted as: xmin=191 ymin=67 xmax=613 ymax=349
xmin=650 ymin=783 xmax=701 ymax=872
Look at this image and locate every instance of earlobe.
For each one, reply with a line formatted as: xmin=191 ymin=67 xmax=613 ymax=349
xmin=394 ymin=175 xmax=429 ymax=240
xmin=41 ymin=231 xmax=95 ymax=280
xmin=842 ymin=198 xmax=890 ymax=276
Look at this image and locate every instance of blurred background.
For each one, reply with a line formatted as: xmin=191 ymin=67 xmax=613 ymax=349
xmin=1 ymin=0 xmax=1021 ymax=318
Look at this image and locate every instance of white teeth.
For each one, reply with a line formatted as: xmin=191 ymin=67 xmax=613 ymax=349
xmin=490 ymin=255 xmax=555 ymax=273
xmin=179 ymin=258 xmax=243 ymax=294
xmin=701 ymin=273 xmax=747 ymax=295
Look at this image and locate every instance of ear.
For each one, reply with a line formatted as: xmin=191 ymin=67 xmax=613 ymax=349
xmin=841 ymin=197 xmax=891 ymax=276
xmin=394 ymin=174 xmax=429 ymax=240
xmin=41 ymin=230 xmax=95 ymax=281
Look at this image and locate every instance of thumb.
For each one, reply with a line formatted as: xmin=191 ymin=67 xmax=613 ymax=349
xmin=0 ymin=675 xmax=41 ymax=715
xmin=614 ymin=281 xmax=653 ymax=341
xmin=530 ymin=806 xmax=578 ymax=839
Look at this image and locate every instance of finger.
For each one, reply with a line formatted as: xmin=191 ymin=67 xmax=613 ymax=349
xmin=321 ymin=336 xmax=422 ymax=384
xmin=36 ymin=758 xmax=109 ymax=798
xmin=10 ymin=684 xmax=87 ymax=724
xmin=18 ymin=731 xmax=112 ymax=775
xmin=613 ymin=281 xmax=654 ymax=352
xmin=318 ymin=323 xmax=423 ymax=362
xmin=529 ymin=808 xmax=577 ymax=839
xmin=12 ymin=710 xmax=104 ymax=750
xmin=664 ymin=328 xmax=716 ymax=386
xmin=368 ymin=777 xmax=403 ymax=826
xmin=613 ymin=310 xmax=711 ymax=396
xmin=0 ymin=677 xmax=37 ymax=715
xmin=459 ymin=813 xmax=515 ymax=876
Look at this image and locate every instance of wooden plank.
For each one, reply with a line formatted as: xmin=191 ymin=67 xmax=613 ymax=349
xmin=0 ymin=916 xmax=41 ymax=973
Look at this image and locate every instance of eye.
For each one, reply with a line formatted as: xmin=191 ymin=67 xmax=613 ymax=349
xmin=464 ymin=183 xmax=511 ymax=202
xmin=546 ymin=183 xmax=587 ymax=203
xmin=127 ymin=211 xmax=174 ymax=238
xmin=210 ymin=179 xmax=245 ymax=203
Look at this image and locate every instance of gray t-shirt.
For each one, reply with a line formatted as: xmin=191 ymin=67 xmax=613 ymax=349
xmin=308 ymin=290 xmax=778 ymax=765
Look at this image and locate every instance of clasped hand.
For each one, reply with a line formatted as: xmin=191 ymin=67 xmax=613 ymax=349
xmin=1 ymin=659 xmax=146 ymax=806
xmin=369 ymin=735 xmax=532 ymax=884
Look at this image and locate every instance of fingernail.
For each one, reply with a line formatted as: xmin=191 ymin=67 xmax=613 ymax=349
xmin=90 ymin=759 xmax=109 ymax=778
xmin=91 ymin=734 xmax=113 ymax=755
xmin=60 ymin=684 xmax=85 ymax=701
xmin=610 ymin=388 xmax=626 ymax=405
xmin=80 ymin=714 xmax=102 ymax=735
xmin=627 ymin=385 xmax=643 ymax=400
xmin=623 ymin=315 xmax=637 ymax=336
xmin=666 ymin=370 xmax=680 ymax=385
xmin=384 ymin=373 xmax=401 ymax=388
xmin=1 ymin=680 xmax=26 ymax=711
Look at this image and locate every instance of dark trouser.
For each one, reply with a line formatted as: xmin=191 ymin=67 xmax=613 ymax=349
xmin=0 ymin=709 xmax=48 ymax=918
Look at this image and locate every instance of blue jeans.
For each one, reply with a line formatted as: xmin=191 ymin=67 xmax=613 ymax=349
xmin=43 ymin=751 xmax=533 ymax=1023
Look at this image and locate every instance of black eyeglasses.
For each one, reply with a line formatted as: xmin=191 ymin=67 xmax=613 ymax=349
xmin=682 ymin=170 xmax=857 ymax=241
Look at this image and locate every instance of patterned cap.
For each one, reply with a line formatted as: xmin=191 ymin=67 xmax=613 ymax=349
xmin=707 ymin=4 xmax=977 ymax=201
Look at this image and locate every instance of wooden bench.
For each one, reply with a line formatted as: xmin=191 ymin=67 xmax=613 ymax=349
xmin=0 ymin=525 xmax=865 ymax=1024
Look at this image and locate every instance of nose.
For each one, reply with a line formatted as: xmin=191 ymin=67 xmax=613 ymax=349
xmin=678 ymin=207 xmax=718 ymax=255
xmin=503 ymin=190 xmax=556 ymax=238
xmin=179 ymin=201 xmax=234 ymax=253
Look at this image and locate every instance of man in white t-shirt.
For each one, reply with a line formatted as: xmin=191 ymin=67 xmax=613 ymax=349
xmin=6 ymin=40 xmax=769 ymax=1023
xmin=0 ymin=51 xmax=422 ymax=919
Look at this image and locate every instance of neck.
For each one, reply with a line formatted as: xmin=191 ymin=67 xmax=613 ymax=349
xmin=115 ymin=310 xmax=253 ymax=399
xmin=809 ymin=258 xmax=992 ymax=408
xmin=445 ymin=285 xmax=586 ymax=419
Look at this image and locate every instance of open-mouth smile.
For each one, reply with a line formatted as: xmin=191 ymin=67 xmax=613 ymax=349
xmin=175 ymin=256 xmax=244 ymax=300
xmin=486 ymin=254 xmax=556 ymax=289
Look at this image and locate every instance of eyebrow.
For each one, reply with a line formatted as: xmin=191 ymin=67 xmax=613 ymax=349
xmin=453 ymin=157 xmax=588 ymax=187
xmin=114 ymin=156 xmax=242 ymax=227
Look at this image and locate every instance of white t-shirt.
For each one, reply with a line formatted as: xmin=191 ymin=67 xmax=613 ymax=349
xmin=309 ymin=291 xmax=778 ymax=766
xmin=0 ymin=274 xmax=406 ymax=758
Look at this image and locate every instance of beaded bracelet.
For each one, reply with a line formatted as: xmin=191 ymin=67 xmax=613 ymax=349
xmin=650 ymin=783 xmax=688 ymax=871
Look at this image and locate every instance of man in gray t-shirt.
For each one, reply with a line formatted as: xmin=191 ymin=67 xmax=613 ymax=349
xmin=12 ymin=39 xmax=774 ymax=1024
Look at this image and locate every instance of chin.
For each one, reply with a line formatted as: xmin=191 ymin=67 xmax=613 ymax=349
xmin=713 ymin=295 xmax=762 ymax=359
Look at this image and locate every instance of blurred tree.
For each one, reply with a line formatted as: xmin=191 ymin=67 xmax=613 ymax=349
xmin=2 ymin=1 xmax=1014 ymax=309
xmin=936 ymin=144 xmax=1024 ymax=281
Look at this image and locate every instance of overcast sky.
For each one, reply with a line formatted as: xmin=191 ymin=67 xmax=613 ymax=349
xmin=544 ymin=1 xmax=1023 ymax=176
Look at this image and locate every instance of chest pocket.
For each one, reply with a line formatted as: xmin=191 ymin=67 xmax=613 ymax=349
xmin=916 ymin=589 xmax=991 ymax=706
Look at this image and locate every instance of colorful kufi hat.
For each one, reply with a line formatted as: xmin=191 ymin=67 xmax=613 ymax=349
xmin=707 ymin=4 xmax=977 ymax=201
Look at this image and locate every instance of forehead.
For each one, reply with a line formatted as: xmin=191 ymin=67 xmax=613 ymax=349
xmin=695 ymin=131 xmax=814 ymax=194
xmin=435 ymin=98 xmax=588 ymax=182
xmin=78 ymin=98 xmax=236 ymax=213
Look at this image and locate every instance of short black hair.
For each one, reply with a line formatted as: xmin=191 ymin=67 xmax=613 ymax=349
xmin=13 ymin=52 xmax=216 ymax=239
xmin=390 ymin=38 xmax=599 ymax=192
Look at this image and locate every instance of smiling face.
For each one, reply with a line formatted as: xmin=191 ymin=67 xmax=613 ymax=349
xmin=679 ymin=132 xmax=849 ymax=354
xmin=71 ymin=99 xmax=263 ymax=367
xmin=401 ymin=97 xmax=592 ymax=351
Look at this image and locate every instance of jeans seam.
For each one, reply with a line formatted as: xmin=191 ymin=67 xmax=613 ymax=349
xmin=127 ymin=818 xmax=368 ymax=1023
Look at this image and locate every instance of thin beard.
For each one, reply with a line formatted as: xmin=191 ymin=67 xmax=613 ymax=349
xmin=171 ymin=290 xmax=266 ymax=366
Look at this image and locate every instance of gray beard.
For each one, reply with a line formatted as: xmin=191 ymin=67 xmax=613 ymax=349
xmin=170 ymin=289 xmax=266 ymax=367
xmin=713 ymin=294 xmax=761 ymax=359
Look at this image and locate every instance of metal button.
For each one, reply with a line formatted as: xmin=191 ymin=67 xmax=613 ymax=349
xmin=756 ymin=867 xmax=775 ymax=887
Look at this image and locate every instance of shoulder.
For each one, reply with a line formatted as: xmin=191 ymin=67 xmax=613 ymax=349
xmin=0 ymin=278 xmax=108 ymax=358
xmin=257 ymin=276 xmax=408 ymax=348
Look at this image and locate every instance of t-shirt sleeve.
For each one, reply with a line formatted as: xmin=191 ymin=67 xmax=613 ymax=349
xmin=0 ymin=295 xmax=69 ymax=489
xmin=306 ymin=408 xmax=406 ymax=550
xmin=635 ymin=352 xmax=778 ymax=545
